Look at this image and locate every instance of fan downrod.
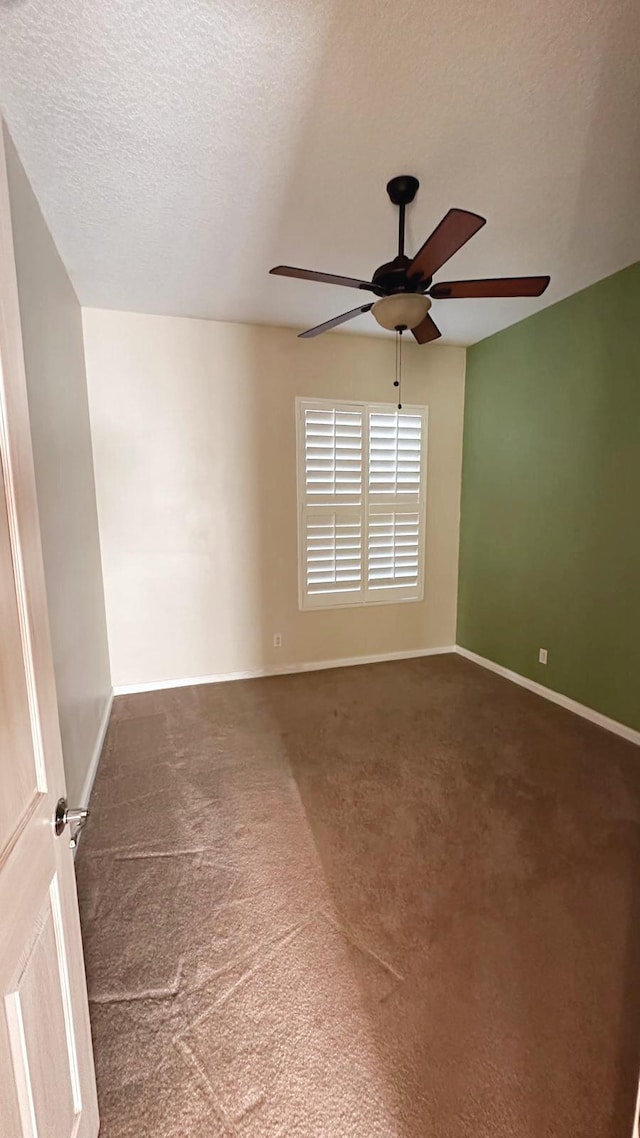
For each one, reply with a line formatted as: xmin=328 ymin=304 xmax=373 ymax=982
xmin=383 ymin=174 xmax=422 ymax=277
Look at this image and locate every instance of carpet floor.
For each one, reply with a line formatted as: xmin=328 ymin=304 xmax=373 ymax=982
xmin=76 ymin=654 xmax=640 ymax=1137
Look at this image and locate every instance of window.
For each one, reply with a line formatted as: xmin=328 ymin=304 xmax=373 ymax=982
xmin=296 ymin=398 xmax=427 ymax=609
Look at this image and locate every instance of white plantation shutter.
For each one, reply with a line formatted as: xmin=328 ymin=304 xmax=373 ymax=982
xmin=297 ymin=399 xmax=427 ymax=609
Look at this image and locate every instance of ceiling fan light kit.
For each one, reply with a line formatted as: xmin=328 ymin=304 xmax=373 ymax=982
xmin=372 ymin=293 xmax=431 ymax=331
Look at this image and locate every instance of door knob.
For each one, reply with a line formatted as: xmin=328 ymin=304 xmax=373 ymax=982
xmin=54 ymin=798 xmax=89 ymax=848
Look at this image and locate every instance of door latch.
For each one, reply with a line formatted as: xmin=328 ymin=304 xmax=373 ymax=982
xmin=54 ymin=798 xmax=89 ymax=849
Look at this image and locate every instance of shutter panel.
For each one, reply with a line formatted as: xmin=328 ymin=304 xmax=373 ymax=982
xmin=365 ymin=407 xmax=426 ymax=602
xmin=368 ymin=411 xmax=423 ymax=497
xmin=298 ymin=401 xmax=364 ymax=608
xmin=304 ymin=407 xmax=362 ymax=502
xmin=304 ymin=512 xmax=363 ymax=597
xmin=367 ymin=509 xmax=420 ymax=591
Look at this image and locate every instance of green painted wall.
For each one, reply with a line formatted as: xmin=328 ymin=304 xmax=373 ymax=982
xmin=457 ymin=261 xmax=640 ymax=732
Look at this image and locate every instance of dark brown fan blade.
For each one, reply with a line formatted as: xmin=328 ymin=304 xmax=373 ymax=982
xmin=298 ymin=303 xmax=374 ymax=339
xmin=270 ymin=265 xmax=376 ymax=292
xmin=407 ymin=209 xmax=486 ymax=282
xmin=431 ymin=275 xmax=550 ymax=299
xmin=411 ymin=312 xmax=442 ymax=345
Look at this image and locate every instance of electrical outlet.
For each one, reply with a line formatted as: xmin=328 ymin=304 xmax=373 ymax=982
xmin=273 ymin=633 xmax=282 ymax=649
xmin=538 ymin=648 xmax=548 ymax=665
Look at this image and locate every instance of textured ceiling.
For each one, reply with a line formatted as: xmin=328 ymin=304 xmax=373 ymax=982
xmin=1 ymin=0 xmax=639 ymax=345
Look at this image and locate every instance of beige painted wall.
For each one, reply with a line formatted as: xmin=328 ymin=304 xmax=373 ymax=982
xmin=83 ymin=308 xmax=466 ymax=687
xmin=5 ymin=128 xmax=111 ymax=804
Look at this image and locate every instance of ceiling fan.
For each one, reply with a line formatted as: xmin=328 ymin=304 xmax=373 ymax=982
xmin=269 ymin=175 xmax=550 ymax=343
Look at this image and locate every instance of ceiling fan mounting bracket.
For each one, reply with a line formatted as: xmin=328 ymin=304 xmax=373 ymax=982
xmin=386 ymin=175 xmax=419 ymax=206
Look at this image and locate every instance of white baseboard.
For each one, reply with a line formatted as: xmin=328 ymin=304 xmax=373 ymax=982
xmin=112 ymin=646 xmax=456 ymax=696
xmin=79 ymin=690 xmax=114 ymax=808
xmin=112 ymin=644 xmax=639 ymax=748
xmin=455 ymin=645 xmax=640 ymax=747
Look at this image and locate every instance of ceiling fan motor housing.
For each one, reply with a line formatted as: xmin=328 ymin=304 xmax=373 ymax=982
xmin=372 ymin=255 xmax=430 ymax=295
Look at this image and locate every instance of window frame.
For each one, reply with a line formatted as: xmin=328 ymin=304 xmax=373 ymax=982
xmin=295 ymin=396 xmax=428 ymax=612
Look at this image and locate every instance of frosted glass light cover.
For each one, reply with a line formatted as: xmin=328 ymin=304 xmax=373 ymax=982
xmin=372 ymin=293 xmax=431 ymax=330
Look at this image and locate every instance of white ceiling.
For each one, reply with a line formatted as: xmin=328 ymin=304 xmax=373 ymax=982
xmin=1 ymin=0 xmax=639 ymax=345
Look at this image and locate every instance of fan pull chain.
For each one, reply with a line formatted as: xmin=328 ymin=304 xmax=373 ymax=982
xmin=393 ymin=328 xmax=403 ymax=409
xmin=399 ymin=328 xmax=403 ymax=409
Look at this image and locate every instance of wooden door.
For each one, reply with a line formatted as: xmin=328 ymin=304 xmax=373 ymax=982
xmin=0 ymin=123 xmax=99 ymax=1137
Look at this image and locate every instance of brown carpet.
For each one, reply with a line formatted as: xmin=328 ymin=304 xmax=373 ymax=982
xmin=76 ymin=654 xmax=640 ymax=1137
